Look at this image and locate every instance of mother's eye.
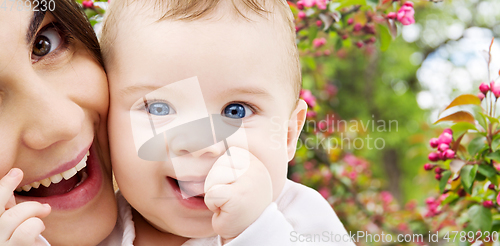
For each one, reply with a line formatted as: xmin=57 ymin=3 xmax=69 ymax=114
xmin=32 ymin=27 xmax=62 ymax=57
xmin=147 ymin=102 xmax=174 ymax=116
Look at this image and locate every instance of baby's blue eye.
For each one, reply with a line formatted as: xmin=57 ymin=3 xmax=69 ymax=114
xmin=223 ymin=104 xmax=252 ymax=119
xmin=148 ymin=102 xmax=171 ymax=116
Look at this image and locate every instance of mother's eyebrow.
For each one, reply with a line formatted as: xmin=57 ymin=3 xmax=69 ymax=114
xmin=26 ymin=11 xmax=46 ymax=44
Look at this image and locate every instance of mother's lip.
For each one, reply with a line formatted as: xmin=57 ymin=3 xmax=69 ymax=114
xmin=14 ymin=143 xmax=104 ymax=210
xmin=18 ymin=144 xmax=92 ymax=188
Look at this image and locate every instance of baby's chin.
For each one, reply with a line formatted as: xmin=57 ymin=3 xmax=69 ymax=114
xmin=169 ymin=223 xmax=216 ymax=239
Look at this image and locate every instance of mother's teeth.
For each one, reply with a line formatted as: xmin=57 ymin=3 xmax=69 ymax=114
xmin=62 ymin=168 xmax=78 ymax=180
xmin=31 ymin=181 xmax=40 ymax=189
xmin=22 ymin=185 xmax=32 ymax=192
xmin=40 ymin=178 xmax=52 ymax=187
xmin=49 ymin=174 xmax=63 ymax=184
xmin=76 ymin=156 xmax=87 ymax=171
xmin=16 ymin=153 xmax=89 ymax=193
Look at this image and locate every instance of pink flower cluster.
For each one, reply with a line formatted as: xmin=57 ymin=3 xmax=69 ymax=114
xmin=297 ymin=0 xmax=328 ymax=10
xmin=300 ymin=89 xmax=317 ymax=108
xmin=387 ymin=1 xmax=415 ymax=26
xmin=82 ymin=0 xmax=93 ymax=8
xmin=478 ymin=81 xmax=500 ymax=100
xmin=425 ymin=195 xmax=445 ymax=217
xmin=313 ymin=38 xmax=327 ymax=48
xmin=427 ymin=129 xmax=455 ymax=162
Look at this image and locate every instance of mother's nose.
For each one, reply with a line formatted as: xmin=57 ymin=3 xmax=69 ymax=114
xmin=19 ymin=77 xmax=84 ymax=150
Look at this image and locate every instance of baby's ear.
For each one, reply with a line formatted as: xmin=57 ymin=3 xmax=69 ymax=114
xmin=286 ymin=99 xmax=308 ymax=161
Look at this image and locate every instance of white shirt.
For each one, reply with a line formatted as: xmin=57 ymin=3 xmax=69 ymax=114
xmin=98 ymin=180 xmax=355 ymax=246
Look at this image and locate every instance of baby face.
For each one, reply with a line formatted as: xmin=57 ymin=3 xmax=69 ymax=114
xmin=107 ymin=13 xmax=303 ymax=237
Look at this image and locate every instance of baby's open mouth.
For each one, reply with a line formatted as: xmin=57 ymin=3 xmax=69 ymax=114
xmin=15 ymin=152 xmax=90 ymax=197
xmin=169 ymin=177 xmax=205 ymax=199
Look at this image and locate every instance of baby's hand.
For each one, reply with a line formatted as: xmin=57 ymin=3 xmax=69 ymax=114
xmin=0 ymin=168 xmax=51 ymax=246
xmin=204 ymin=147 xmax=272 ymax=242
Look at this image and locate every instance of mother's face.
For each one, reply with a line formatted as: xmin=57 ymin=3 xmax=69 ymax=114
xmin=0 ymin=9 xmax=116 ymax=246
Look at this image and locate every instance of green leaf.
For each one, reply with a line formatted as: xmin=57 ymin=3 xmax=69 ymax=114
xmin=442 ymin=193 xmax=459 ymax=205
xmin=478 ymin=164 xmax=498 ymax=178
xmin=490 ymin=175 xmax=499 ymax=186
xmin=451 ymin=122 xmax=477 ymax=139
xmin=440 ymin=170 xmax=451 ymax=193
xmin=468 ymin=205 xmax=492 ymax=232
xmin=475 ymin=111 xmax=488 ymax=131
xmin=486 ymin=151 xmax=500 ymax=162
xmin=338 ymin=0 xmax=367 ymax=9
xmin=460 ymin=165 xmax=478 ymax=194
xmin=377 ymin=24 xmax=391 ymax=52
xmin=302 ymin=57 xmax=317 ymax=70
xmin=468 ymin=137 xmax=487 ymax=157
xmin=486 ymin=115 xmax=500 ymax=124
xmin=492 ymin=137 xmax=500 ymax=151
xmin=308 ymin=26 xmax=318 ymax=45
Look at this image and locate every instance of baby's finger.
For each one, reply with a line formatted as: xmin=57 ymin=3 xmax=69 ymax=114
xmin=0 ymin=202 xmax=50 ymax=242
xmin=204 ymin=147 xmax=251 ymax=193
xmin=0 ymin=169 xmax=23 ymax=211
xmin=8 ymin=217 xmax=45 ymax=246
xmin=204 ymin=184 xmax=233 ymax=213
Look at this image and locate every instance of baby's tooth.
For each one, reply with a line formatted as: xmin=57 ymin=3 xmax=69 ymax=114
xmin=31 ymin=181 xmax=40 ymax=189
xmin=49 ymin=174 xmax=63 ymax=184
xmin=86 ymin=151 xmax=90 ymax=157
xmin=62 ymin=168 xmax=78 ymax=180
xmin=75 ymin=158 xmax=87 ymax=171
xmin=15 ymin=187 xmax=22 ymax=192
xmin=22 ymin=185 xmax=32 ymax=192
xmin=40 ymin=178 xmax=51 ymax=187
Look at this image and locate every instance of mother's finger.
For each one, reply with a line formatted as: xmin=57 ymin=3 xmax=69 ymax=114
xmin=0 ymin=169 xmax=23 ymax=211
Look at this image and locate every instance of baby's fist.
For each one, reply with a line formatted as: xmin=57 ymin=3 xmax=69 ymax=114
xmin=204 ymin=147 xmax=272 ymax=241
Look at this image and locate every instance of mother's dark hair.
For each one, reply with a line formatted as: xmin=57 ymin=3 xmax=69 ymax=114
xmin=46 ymin=0 xmax=103 ymax=67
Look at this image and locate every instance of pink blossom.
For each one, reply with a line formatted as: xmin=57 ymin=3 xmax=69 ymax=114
xmin=483 ymin=200 xmax=494 ymax=208
xmin=387 ymin=12 xmax=396 ymax=19
xmin=325 ymin=84 xmax=337 ymax=96
xmin=298 ymin=11 xmax=306 ymax=19
xmin=306 ymin=111 xmax=316 ymax=118
xmin=438 ymin=132 xmax=453 ymax=145
xmin=428 ymin=152 xmax=439 ymax=162
xmin=301 ymin=0 xmax=315 ymax=7
xmin=444 ymin=149 xmax=455 ymax=159
xmin=347 ymin=18 xmax=354 ymax=25
xmin=403 ymin=1 xmax=414 ymax=7
xmin=315 ymin=0 xmax=327 ymax=10
xmin=424 ymin=163 xmax=434 ymax=171
xmin=296 ymin=1 xmax=304 ymax=9
xmin=300 ymin=89 xmax=317 ymax=107
xmin=316 ymin=20 xmax=323 ymax=27
xmin=492 ymin=83 xmax=500 ymax=98
xmin=313 ymin=38 xmax=327 ymax=48
xmin=318 ymin=187 xmax=331 ymax=199
xmin=82 ymin=0 xmax=93 ymax=8
xmin=479 ymin=82 xmax=490 ymax=94
xmin=478 ymin=93 xmax=485 ymax=100
xmin=353 ymin=23 xmax=363 ymax=32
xmin=429 ymin=138 xmax=439 ymax=148
xmin=442 ymin=128 xmax=453 ymax=135
xmin=381 ymin=191 xmax=393 ymax=204
xmin=497 ymin=192 xmax=500 ymax=206
xmin=437 ymin=143 xmax=449 ymax=152
xmin=396 ymin=5 xmax=415 ymax=25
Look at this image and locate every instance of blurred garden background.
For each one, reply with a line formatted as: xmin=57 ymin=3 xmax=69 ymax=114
xmin=83 ymin=0 xmax=500 ymax=244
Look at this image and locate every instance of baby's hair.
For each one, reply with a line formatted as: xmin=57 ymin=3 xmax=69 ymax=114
xmin=101 ymin=0 xmax=301 ymax=104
